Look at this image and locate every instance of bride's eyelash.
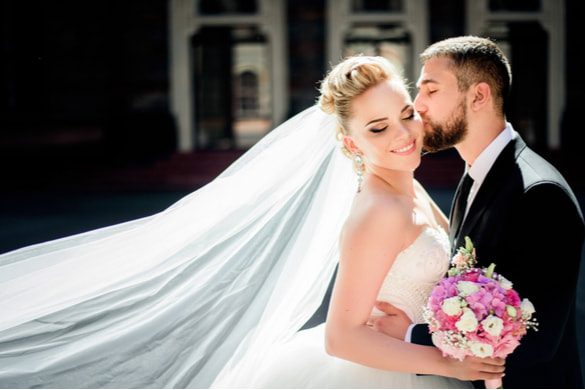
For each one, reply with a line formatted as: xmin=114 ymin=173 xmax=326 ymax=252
xmin=370 ymin=126 xmax=387 ymax=133
xmin=370 ymin=108 xmax=415 ymax=132
xmin=403 ymin=107 xmax=415 ymax=121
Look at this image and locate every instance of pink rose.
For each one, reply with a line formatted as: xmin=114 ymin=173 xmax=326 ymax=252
xmin=506 ymin=289 xmax=521 ymax=306
xmin=467 ymin=329 xmax=495 ymax=344
xmin=493 ymin=333 xmax=521 ymax=358
xmin=435 ymin=309 xmax=458 ymax=331
xmin=464 ymin=271 xmax=481 ymax=283
xmin=501 ymin=316 xmax=525 ymax=337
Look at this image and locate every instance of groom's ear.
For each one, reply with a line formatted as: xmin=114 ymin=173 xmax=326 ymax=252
xmin=470 ymin=82 xmax=491 ymax=112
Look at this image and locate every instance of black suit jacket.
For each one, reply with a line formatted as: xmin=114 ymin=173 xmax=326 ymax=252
xmin=412 ymin=135 xmax=585 ymax=388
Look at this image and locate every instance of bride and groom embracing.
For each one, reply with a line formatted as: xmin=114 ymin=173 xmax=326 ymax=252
xmin=241 ymin=36 xmax=584 ymax=388
xmin=0 ymin=37 xmax=582 ymax=388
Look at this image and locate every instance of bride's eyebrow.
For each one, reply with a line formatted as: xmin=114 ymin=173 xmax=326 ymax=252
xmin=365 ymin=117 xmax=387 ymax=127
xmin=364 ymin=104 xmax=411 ymax=127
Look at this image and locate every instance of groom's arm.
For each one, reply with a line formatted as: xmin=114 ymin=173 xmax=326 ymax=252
xmin=368 ymin=302 xmax=433 ymax=346
xmin=498 ymin=184 xmax=584 ymax=367
xmin=367 ymin=301 xmax=412 ymax=339
xmin=410 ymin=323 xmax=434 ymax=346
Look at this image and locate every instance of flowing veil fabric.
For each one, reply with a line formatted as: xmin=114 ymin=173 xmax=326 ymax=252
xmin=0 ymin=106 xmax=356 ymax=388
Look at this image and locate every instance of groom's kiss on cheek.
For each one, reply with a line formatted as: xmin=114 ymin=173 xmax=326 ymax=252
xmin=413 ymin=57 xmax=474 ymax=154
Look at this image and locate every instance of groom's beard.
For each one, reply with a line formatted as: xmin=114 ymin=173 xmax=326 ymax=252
xmin=423 ymin=99 xmax=468 ymax=153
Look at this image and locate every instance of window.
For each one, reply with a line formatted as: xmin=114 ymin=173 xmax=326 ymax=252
xmin=237 ymin=71 xmax=260 ymax=117
xmin=343 ymin=24 xmax=412 ymax=82
xmin=488 ymin=0 xmax=540 ymax=12
xmin=192 ymin=26 xmax=271 ymax=149
xmin=199 ymin=0 xmax=258 ymax=14
xmin=326 ymin=0 xmax=428 ymax=85
xmin=169 ymin=0 xmax=286 ymax=151
xmin=466 ymin=0 xmax=564 ymax=149
xmin=352 ymin=0 xmax=403 ymax=13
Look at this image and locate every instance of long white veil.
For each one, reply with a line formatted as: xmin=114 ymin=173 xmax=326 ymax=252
xmin=0 ymin=106 xmax=355 ymax=388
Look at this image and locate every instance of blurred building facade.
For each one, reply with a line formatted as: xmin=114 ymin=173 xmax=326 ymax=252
xmin=1 ymin=0 xmax=583 ymax=190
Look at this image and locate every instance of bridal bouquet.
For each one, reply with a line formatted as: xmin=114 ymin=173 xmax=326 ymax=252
xmin=424 ymin=237 xmax=538 ymax=389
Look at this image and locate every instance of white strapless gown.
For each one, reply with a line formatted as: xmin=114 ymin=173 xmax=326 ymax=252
xmin=248 ymin=227 xmax=472 ymax=388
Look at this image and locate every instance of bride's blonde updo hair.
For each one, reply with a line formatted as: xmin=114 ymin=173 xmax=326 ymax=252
xmin=318 ymin=55 xmax=403 ymax=159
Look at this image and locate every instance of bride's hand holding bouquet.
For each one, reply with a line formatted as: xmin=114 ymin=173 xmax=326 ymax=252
xmin=424 ymin=237 xmax=538 ymax=389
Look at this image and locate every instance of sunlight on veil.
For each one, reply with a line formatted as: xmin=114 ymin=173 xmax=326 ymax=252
xmin=0 ymin=106 xmax=356 ymax=388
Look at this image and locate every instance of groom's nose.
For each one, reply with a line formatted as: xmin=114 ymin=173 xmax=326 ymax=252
xmin=414 ymin=93 xmax=427 ymax=114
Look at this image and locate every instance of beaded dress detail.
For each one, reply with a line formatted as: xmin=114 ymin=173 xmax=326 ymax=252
xmin=372 ymin=226 xmax=450 ymax=324
xmin=247 ymin=226 xmax=473 ymax=389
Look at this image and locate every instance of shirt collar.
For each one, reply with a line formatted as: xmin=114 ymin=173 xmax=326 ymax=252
xmin=467 ymin=123 xmax=515 ymax=186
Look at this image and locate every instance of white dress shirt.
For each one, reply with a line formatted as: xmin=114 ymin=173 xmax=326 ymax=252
xmin=463 ymin=123 xmax=515 ymax=220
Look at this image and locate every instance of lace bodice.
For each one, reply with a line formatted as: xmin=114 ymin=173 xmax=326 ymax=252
xmin=371 ymin=226 xmax=450 ymax=323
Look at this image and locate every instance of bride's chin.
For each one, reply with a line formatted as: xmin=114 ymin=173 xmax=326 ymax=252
xmin=392 ymin=157 xmax=421 ymax=173
xmin=409 ymin=156 xmax=422 ymax=171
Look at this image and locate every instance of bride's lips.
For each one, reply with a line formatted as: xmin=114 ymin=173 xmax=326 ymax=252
xmin=391 ymin=140 xmax=416 ymax=156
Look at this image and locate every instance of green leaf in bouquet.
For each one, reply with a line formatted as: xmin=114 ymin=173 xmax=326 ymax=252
xmin=465 ymin=236 xmax=474 ymax=254
xmin=485 ymin=263 xmax=496 ymax=279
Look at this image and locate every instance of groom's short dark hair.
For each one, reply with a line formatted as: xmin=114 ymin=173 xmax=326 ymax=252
xmin=420 ymin=36 xmax=512 ymax=117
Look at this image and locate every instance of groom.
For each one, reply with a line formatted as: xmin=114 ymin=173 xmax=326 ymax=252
xmin=374 ymin=36 xmax=584 ymax=388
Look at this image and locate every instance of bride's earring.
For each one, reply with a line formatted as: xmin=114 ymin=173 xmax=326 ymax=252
xmin=353 ymin=152 xmax=365 ymax=193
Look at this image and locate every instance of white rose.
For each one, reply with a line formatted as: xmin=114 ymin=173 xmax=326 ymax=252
xmin=456 ymin=308 xmax=479 ymax=333
xmin=520 ymin=299 xmax=535 ymax=319
xmin=498 ymin=274 xmax=513 ymax=290
xmin=457 ymin=281 xmax=480 ymax=297
xmin=442 ymin=296 xmax=463 ymax=316
xmin=469 ymin=341 xmax=494 ymax=358
xmin=481 ymin=315 xmax=504 ymax=336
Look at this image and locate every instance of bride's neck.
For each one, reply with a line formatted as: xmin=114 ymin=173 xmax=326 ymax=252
xmin=366 ymin=168 xmax=415 ymax=197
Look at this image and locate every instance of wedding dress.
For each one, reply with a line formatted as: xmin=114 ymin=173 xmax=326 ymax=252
xmin=223 ymin=226 xmax=472 ymax=389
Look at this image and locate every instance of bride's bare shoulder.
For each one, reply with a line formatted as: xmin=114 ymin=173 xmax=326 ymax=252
xmin=341 ymin=189 xmax=412 ymax=244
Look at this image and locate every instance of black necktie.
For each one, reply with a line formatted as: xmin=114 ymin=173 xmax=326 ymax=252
xmin=452 ymin=173 xmax=474 ymax=231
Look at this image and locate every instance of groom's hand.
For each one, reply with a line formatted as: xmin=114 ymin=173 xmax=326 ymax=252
xmin=367 ymin=301 xmax=412 ymax=340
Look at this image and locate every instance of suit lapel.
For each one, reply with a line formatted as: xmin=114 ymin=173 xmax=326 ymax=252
xmin=451 ymin=136 xmax=527 ymax=252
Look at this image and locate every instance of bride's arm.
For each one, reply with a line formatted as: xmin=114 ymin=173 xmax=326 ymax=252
xmin=325 ymin=198 xmax=503 ymax=381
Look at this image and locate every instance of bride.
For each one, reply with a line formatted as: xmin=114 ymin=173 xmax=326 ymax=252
xmin=0 ymin=55 xmax=504 ymax=388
